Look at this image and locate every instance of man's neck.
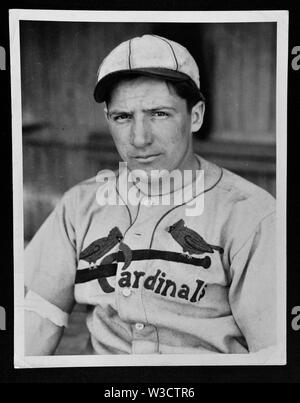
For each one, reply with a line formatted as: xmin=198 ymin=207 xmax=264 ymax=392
xmin=131 ymin=154 xmax=201 ymax=197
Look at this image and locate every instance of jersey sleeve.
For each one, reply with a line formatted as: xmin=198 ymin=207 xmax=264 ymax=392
xmin=25 ymin=189 xmax=78 ymax=315
xmin=228 ymin=211 xmax=277 ymax=352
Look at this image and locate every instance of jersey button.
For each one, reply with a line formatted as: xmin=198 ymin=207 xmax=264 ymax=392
xmin=135 ymin=323 xmax=144 ymax=331
xmin=122 ymin=287 xmax=131 ymax=297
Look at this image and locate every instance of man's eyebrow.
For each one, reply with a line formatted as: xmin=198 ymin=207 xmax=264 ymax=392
xmin=106 ymin=109 xmax=132 ymax=116
xmin=107 ymin=106 xmax=177 ymax=115
xmin=144 ymin=106 xmax=176 ymax=112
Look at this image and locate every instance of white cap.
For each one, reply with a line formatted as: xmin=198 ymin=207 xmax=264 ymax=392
xmin=94 ymin=34 xmax=203 ymax=103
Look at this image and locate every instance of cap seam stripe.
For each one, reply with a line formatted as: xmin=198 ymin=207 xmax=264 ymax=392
xmin=128 ymin=39 xmax=132 ymax=69
xmin=151 ymin=34 xmax=179 ymax=71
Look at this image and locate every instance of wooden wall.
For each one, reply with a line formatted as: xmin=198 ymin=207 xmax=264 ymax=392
xmin=199 ymin=23 xmax=276 ymax=144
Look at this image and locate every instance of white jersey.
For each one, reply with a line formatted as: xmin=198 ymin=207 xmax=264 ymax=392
xmin=25 ymin=155 xmax=276 ymax=354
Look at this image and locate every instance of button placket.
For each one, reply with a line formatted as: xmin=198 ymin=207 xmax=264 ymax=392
xmin=122 ymin=287 xmax=131 ymax=297
xmin=115 ymin=214 xmax=149 ymax=325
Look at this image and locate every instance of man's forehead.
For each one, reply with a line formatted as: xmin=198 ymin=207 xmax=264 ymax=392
xmin=107 ymin=76 xmax=181 ymax=108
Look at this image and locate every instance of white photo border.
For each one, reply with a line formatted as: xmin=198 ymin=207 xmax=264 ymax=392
xmin=10 ymin=9 xmax=288 ymax=368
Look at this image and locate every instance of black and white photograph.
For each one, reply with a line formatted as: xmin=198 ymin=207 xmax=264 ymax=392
xmin=10 ymin=10 xmax=287 ymax=368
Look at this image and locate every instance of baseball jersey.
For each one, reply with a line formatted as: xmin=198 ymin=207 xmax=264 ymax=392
xmin=25 ymin=155 xmax=276 ymax=354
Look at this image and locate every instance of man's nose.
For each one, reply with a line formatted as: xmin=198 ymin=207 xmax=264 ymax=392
xmin=130 ymin=117 xmax=152 ymax=148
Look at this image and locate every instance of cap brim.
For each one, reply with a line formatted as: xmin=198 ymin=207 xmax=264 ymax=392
xmin=94 ymin=68 xmax=204 ymax=103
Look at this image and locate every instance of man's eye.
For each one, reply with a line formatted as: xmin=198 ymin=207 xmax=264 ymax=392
xmin=152 ymin=111 xmax=169 ymax=118
xmin=113 ymin=114 xmax=131 ymax=122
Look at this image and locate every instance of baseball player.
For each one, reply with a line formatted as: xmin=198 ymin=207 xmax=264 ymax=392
xmin=24 ymin=35 xmax=276 ymax=356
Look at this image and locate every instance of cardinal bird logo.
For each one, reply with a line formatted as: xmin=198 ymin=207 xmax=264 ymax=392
xmin=168 ymin=219 xmax=224 ymax=256
xmin=79 ymin=227 xmax=123 ymax=268
xmin=79 ymin=227 xmax=132 ymax=270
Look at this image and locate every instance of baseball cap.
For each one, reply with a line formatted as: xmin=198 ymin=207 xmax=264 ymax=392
xmin=94 ymin=34 xmax=204 ymax=103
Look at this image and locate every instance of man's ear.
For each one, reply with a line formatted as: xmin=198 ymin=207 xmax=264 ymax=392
xmin=104 ymin=103 xmax=109 ymax=121
xmin=191 ymin=101 xmax=205 ymax=133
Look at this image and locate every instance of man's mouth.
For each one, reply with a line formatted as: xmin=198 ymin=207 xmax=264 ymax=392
xmin=132 ymin=153 xmax=161 ymax=163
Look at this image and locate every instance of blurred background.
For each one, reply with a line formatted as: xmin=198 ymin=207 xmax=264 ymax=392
xmin=20 ymin=21 xmax=276 ymax=354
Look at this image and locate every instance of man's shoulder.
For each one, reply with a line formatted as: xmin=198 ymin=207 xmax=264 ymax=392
xmin=61 ymin=167 xmax=120 ymax=207
xmin=200 ymin=156 xmax=275 ymax=218
xmin=220 ymin=166 xmax=275 ymax=206
xmin=63 ymin=176 xmax=98 ymax=201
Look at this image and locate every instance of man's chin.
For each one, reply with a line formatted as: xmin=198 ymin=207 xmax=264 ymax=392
xmin=129 ymin=164 xmax=176 ymax=184
xmin=127 ymin=164 xmax=154 ymax=183
xmin=126 ymin=160 xmax=158 ymax=173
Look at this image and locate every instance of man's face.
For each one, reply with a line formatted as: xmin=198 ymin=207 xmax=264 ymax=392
xmin=105 ymin=77 xmax=204 ymax=177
